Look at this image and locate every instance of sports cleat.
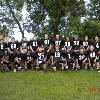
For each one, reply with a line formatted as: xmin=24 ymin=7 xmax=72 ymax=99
xmin=53 ymin=67 xmax=56 ymax=71
xmin=14 ymin=69 xmax=16 ymax=72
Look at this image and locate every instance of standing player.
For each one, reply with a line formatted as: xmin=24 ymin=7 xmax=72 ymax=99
xmin=8 ymin=37 xmax=20 ymax=69
xmin=94 ymin=36 xmax=100 ymax=53
xmin=82 ymin=35 xmax=90 ymax=50
xmin=0 ymin=38 xmax=7 ymax=71
xmin=53 ymin=34 xmax=62 ymax=46
xmin=61 ymin=36 xmax=73 ymax=50
xmin=29 ymin=35 xmax=39 ymax=52
xmin=8 ymin=37 xmax=20 ymax=53
xmin=20 ymin=37 xmax=30 ymax=69
xmin=73 ymin=35 xmax=81 ymax=52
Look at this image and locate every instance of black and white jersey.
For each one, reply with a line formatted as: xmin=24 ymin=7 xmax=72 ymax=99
xmin=88 ymin=50 xmax=97 ymax=60
xmin=51 ymin=50 xmax=64 ymax=61
xmin=82 ymin=40 xmax=89 ymax=50
xmin=8 ymin=41 xmax=20 ymax=52
xmin=61 ymin=40 xmax=73 ymax=47
xmin=20 ymin=41 xmax=29 ymax=49
xmin=75 ymin=51 xmax=88 ymax=61
xmin=0 ymin=42 xmax=7 ymax=52
xmin=73 ymin=39 xmax=81 ymax=50
xmin=65 ymin=51 xmax=74 ymax=60
xmin=94 ymin=41 xmax=100 ymax=52
xmin=29 ymin=40 xmax=38 ymax=51
xmin=26 ymin=53 xmax=33 ymax=61
xmin=37 ymin=51 xmax=46 ymax=61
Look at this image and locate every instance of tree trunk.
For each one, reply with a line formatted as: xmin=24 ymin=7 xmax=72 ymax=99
xmin=6 ymin=0 xmax=24 ymax=38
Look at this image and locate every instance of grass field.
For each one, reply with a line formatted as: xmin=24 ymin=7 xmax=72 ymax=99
xmin=0 ymin=70 xmax=100 ymax=100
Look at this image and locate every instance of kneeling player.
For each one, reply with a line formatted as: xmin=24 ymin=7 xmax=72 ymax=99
xmin=1 ymin=49 xmax=10 ymax=72
xmin=25 ymin=49 xmax=33 ymax=70
xmin=88 ymin=45 xmax=99 ymax=70
xmin=75 ymin=47 xmax=88 ymax=70
xmin=50 ymin=45 xmax=66 ymax=71
xmin=63 ymin=46 xmax=74 ymax=70
xmin=14 ymin=49 xmax=22 ymax=72
xmin=36 ymin=46 xmax=47 ymax=70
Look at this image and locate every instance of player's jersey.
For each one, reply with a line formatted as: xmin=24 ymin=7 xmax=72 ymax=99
xmin=51 ymin=39 xmax=62 ymax=46
xmin=20 ymin=41 xmax=29 ymax=53
xmin=51 ymin=50 xmax=64 ymax=61
xmin=82 ymin=40 xmax=89 ymax=50
xmin=88 ymin=50 xmax=97 ymax=60
xmin=0 ymin=42 xmax=7 ymax=52
xmin=61 ymin=39 xmax=73 ymax=47
xmin=8 ymin=41 xmax=20 ymax=52
xmin=26 ymin=53 xmax=33 ymax=61
xmin=75 ymin=51 xmax=88 ymax=61
xmin=15 ymin=53 xmax=22 ymax=60
xmin=41 ymin=38 xmax=52 ymax=50
xmin=37 ymin=51 xmax=46 ymax=61
xmin=93 ymin=41 xmax=100 ymax=52
xmin=73 ymin=39 xmax=81 ymax=51
xmin=65 ymin=51 xmax=74 ymax=60
xmin=29 ymin=40 xmax=38 ymax=51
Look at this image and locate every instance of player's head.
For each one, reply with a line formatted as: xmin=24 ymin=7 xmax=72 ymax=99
xmin=55 ymin=45 xmax=60 ymax=50
xmin=0 ymin=38 xmax=4 ymax=43
xmin=5 ymin=49 xmax=9 ymax=55
xmin=33 ymin=35 xmax=37 ymax=41
xmin=23 ymin=37 xmax=27 ymax=41
xmin=27 ymin=49 xmax=31 ymax=54
xmin=89 ymin=45 xmax=94 ymax=51
xmin=55 ymin=34 xmax=60 ymax=40
xmin=74 ymin=35 xmax=78 ymax=40
xmin=85 ymin=35 xmax=88 ymax=40
xmin=44 ymin=33 xmax=48 ymax=39
xmin=95 ymin=36 xmax=99 ymax=42
xmin=11 ymin=37 xmax=15 ymax=43
xmin=66 ymin=36 xmax=69 ymax=41
xmin=79 ymin=46 xmax=84 ymax=53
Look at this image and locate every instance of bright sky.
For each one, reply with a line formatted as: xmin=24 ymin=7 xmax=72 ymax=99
xmin=12 ymin=0 xmax=90 ymax=41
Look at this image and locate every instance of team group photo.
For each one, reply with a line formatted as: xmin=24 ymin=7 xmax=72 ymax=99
xmin=0 ymin=34 xmax=100 ymax=72
xmin=0 ymin=0 xmax=100 ymax=100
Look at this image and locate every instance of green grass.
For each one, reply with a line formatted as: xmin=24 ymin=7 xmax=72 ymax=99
xmin=0 ymin=70 xmax=100 ymax=100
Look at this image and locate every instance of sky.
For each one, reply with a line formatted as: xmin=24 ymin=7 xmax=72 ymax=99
xmin=12 ymin=0 xmax=90 ymax=41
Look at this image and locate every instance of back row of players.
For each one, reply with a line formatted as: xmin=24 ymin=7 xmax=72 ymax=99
xmin=0 ymin=33 xmax=100 ymax=72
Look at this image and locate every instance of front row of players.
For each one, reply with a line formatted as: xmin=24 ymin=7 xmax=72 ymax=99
xmin=0 ymin=34 xmax=100 ymax=72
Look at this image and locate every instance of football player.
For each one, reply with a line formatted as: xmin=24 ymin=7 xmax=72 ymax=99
xmin=36 ymin=46 xmax=47 ymax=70
xmin=50 ymin=45 xmax=66 ymax=71
xmin=88 ymin=45 xmax=99 ymax=70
